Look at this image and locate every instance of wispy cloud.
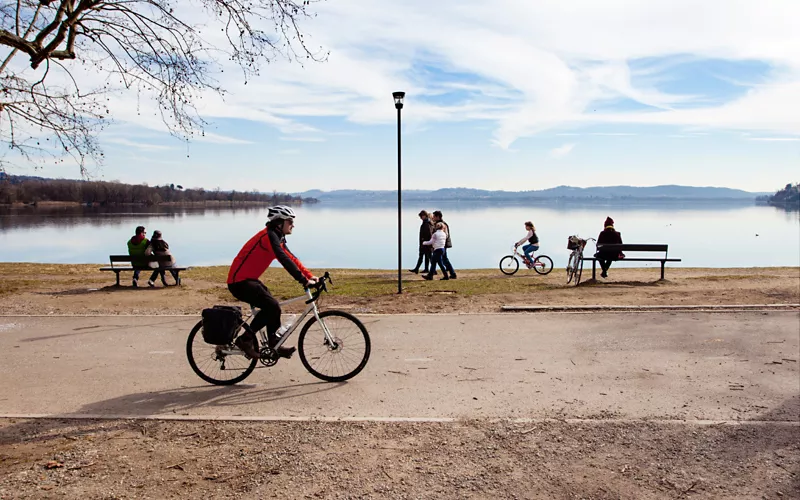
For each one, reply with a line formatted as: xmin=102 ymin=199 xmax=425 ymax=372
xmin=280 ymin=136 xmax=327 ymax=142
xmin=104 ymin=138 xmax=176 ymax=151
xmin=746 ymin=137 xmax=800 ymax=141
xmin=83 ymin=0 xmax=800 ymax=148
xmin=550 ymin=143 xmax=576 ymax=159
xmin=196 ymin=132 xmax=255 ymax=145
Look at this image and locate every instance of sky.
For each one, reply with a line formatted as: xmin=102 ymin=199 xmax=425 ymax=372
xmin=4 ymin=0 xmax=800 ymax=193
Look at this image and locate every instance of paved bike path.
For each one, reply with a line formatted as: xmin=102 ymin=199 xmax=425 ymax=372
xmin=0 ymin=312 xmax=797 ymax=422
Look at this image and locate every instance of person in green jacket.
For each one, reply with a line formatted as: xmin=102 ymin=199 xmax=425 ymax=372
xmin=127 ymin=225 xmax=149 ymax=287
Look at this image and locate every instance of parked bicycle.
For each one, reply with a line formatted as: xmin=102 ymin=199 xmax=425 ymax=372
xmin=566 ymin=236 xmax=595 ymax=285
xmin=499 ymin=247 xmax=553 ymax=276
xmin=186 ymin=272 xmax=371 ymax=385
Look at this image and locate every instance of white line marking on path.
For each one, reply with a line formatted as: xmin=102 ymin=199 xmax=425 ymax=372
xmin=1 ymin=414 xmax=797 ymax=426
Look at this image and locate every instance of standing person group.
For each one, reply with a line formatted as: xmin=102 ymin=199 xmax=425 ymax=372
xmin=416 ymin=209 xmax=457 ymax=280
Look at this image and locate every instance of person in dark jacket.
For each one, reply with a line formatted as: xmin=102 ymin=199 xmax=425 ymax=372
xmin=127 ymin=226 xmax=149 ymax=287
xmin=595 ymin=217 xmax=624 ymax=278
xmin=146 ymin=230 xmax=180 ymax=287
xmin=431 ymin=210 xmax=457 ymax=279
xmin=409 ymin=210 xmax=434 ymax=274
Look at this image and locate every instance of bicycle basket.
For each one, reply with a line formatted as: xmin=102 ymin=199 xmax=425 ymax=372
xmin=201 ymin=305 xmax=243 ymax=345
xmin=567 ymin=236 xmax=585 ymax=250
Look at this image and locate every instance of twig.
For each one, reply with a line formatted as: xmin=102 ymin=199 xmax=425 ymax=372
xmin=518 ymin=427 xmax=537 ymax=434
xmin=682 ymin=480 xmax=698 ymax=495
xmin=67 ymin=462 xmax=95 ymax=471
xmin=570 ymin=359 xmax=576 ymax=366
xmin=166 ymin=462 xmax=185 ymax=470
xmin=381 ymin=467 xmax=393 ymax=480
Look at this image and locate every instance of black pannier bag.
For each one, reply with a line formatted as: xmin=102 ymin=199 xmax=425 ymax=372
xmin=201 ymin=305 xmax=243 ymax=345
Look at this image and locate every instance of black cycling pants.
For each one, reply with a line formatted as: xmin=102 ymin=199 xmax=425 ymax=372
xmin=228 ymin=279 xmax=281 ymax=336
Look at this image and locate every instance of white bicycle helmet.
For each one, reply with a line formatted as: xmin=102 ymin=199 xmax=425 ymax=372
xmin=266 ymin=205 xmax=296 ymax=224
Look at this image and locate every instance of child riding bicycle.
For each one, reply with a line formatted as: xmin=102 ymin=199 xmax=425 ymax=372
xmin=514 ymin=221 xmax=539 ymax=268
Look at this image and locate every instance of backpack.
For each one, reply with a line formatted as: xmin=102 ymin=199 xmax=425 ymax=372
xmin=201 ymin=305 xmax=243 ymax=345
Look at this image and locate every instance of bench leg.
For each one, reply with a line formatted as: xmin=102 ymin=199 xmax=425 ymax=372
xmin=660 ymin=261 xmax=665 ymax=280
xmin=115 ymin=271 xmax=120 ymax=287
xmin=592 ymin=260 xmax=596 ymax=280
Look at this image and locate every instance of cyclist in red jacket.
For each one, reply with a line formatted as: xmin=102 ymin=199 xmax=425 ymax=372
xmin=227 ymin=206 xmax=317 ymax=359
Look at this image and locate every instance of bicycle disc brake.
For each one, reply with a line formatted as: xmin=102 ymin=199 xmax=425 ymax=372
xmin=258 ymin=346 xmax=279 ymax=366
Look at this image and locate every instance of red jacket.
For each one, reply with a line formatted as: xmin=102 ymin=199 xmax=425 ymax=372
xmin=227 ymin=227 xmax=313 ymax=285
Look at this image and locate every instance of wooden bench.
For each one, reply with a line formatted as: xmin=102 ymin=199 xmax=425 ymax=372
xmin=99 ymin=255 xmax=189 ymax=286
xmin=581 ymin=244 xmax=681 ymax=281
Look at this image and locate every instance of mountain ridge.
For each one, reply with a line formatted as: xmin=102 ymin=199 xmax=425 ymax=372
xmin=297 ymin=185 xmax=770 ymax=202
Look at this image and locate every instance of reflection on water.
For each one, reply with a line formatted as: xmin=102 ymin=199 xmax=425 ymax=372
xmin=1 ymin=203 xmax=798 ymax=268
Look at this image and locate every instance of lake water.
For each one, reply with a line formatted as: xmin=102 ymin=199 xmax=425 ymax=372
xmin=1 ymin=203 xmax=798 ymax=269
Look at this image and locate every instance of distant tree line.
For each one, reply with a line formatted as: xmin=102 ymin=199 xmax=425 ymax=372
xmin=757 ymin=183 xmax=800 ymax=209
xmin=0 ymin=174 xmax=317 ymax=206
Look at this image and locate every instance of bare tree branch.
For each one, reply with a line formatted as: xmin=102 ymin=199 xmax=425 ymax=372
xmin=0 ymin=0 xmax=327 ymax=172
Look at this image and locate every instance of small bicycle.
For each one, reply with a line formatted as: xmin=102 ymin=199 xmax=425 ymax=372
xmin=499 ymin=246 xmax=553 ymax=276
xmin=186 ymin=272 xmax=371 ymax=385
xmin=566 ymin=236 xmax=595 ymax=285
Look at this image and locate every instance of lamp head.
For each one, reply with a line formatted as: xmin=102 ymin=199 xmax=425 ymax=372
xmin=392 ymin=91 xmax=405 ymax=110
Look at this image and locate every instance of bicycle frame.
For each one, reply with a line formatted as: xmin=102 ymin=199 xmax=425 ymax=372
xmin=512 ymin=247 xmax=541 ymax=267
xmin=218 ymin=286 xmax=334 ymax=356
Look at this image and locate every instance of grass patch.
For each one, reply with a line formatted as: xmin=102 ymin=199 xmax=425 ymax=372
xmin=183 ymin=267 xmax=554 ymax=299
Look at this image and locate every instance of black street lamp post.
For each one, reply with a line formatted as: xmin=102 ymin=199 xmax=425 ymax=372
xmin=393 ymin=91 xmax=405 ymax=294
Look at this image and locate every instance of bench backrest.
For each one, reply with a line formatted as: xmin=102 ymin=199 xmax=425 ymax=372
xmin=109 ymin=254 xmax=174 ymax=267
xmin=597 ymin=244 xmax=668 ymax=256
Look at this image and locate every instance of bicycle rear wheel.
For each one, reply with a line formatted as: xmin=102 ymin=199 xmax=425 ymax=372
xmin=186 ymin=320 xmax=257 ymax=385
xmin=533 ymin=255 xmax=553 ymax=275
xmin=499 ymin=255 xmax=519 ymax=275
xmin=298 ymin=310 xmax=371 ymax=382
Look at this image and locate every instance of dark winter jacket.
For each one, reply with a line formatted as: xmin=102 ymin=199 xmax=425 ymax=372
xmin=596 ymin=227 xmax=624 ymax=259
xmin=418 ymin=218 xmax=434 ymax=249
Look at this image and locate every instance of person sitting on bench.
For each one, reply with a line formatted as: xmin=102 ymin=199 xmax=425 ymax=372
xmin=127 ymin=225 xmax=149 ymax=287
xmin=146 ymin=230 xmax=180 ymax=287
xmin=595 ymin=217 xmax=624 ymax=278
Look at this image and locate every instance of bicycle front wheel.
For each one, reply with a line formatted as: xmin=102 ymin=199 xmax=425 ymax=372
xmin=574 ymin=254 xmax=584 ymax=285
xmin=533 ymin=255 xmax=553 ymax=275
xmin=298 ymin=310 xmax=371 ymax=382
xmin=186 ymin=320 xmax=257 ymax=386
xmin=499 ymin=255 xmax=519 ymax=275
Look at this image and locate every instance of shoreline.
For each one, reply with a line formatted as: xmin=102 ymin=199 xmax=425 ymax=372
xmin=1 ymin=200 xmax=309 ymax=208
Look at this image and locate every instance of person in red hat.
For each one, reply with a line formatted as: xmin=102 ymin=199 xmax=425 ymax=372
xmin=594 ymin=217 xmax=624 ymax=278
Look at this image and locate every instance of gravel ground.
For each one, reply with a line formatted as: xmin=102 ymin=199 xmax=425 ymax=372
xmin=1 ymin=418 xmax=797 ymax=499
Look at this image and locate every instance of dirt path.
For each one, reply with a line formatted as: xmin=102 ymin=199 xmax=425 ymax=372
xmin=1 ymin=418 xmax=797 ymax=499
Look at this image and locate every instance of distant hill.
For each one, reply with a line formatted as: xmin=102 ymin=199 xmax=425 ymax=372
xmin=296 ymin=185 xmax=768 ymax=203
xmin=758 ymin=183 xmax=800 ymax=209
xmin=0 ymin=173 xmax=317 ymax=205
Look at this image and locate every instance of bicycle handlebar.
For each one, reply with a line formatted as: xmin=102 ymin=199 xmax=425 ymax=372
xmin=305 ymin=271 xmax=332 ymax=303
